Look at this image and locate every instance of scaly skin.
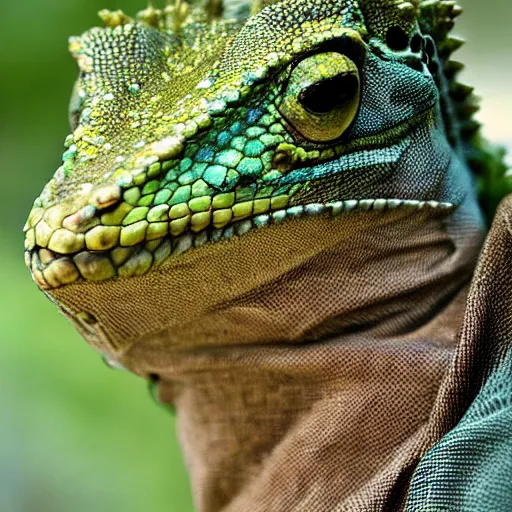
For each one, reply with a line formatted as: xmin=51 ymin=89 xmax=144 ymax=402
xmin=23 ymin=3 xmax=512 ymax=509
xmin=24 ymin=0 xmax=488 ymax=291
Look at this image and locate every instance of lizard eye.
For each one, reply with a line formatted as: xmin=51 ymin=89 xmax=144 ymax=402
xmin=279 ymin=52 xmax=361 ymax=143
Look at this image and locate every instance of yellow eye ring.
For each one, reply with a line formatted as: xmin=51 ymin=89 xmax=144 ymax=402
xmin=279 ymin=52 xmax=361 ymax=143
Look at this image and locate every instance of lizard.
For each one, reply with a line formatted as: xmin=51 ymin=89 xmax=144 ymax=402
xmin=23 ymin=0 xmax=512 ymax=510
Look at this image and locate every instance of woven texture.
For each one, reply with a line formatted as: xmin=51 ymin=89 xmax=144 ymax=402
xmin=48 ymin=190 xmax=512 ymax=511
xmin=30 ymin=0 xmax=511 ymax=508
xmin=405 ymin=197 xmax=512 ymax=512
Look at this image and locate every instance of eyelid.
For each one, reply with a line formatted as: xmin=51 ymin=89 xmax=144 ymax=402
xmin=286 ymin=32 xmax=366 ymax=78
xmin=278 ymin=52 xmax=361 ymax=143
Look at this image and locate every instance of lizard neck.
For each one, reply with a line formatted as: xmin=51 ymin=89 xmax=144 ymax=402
xmin=131 ymin=195 xmax=485 ymax=350
xmin=121 ymin=191 xmax=483 ymax=511
xmin=161 ymin=287 xmax=470 ymax=512
xmin=49 ymin=165 xmax=485 ymax=512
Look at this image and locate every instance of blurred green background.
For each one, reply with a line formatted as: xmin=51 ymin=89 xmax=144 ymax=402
xmin=0 ymin=1 xmax=509 ymax=512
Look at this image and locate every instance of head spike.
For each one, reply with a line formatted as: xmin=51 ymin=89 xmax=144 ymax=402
xmin=451 ymin=4 xmax=463 ymax=17
xmin=443 ymin=60 xmax=464 ymax=79
xmin=205 ymin=0 xmax=224 ymax=20
xmin=460 ymin=119 xmax=481 ymax=138
xmin=164 ymin=0 xmax=191 ymax=33
xmin=419 ymin=0 xmax=509 ymax=220
xmin=455 ymin=99 xmax=480 ymax=119
xmin=397 ymin=2 xmax=418 ymax=22
xmin=137 ymin=4 xmax=164 ymax=28
xmin=438 ymin=36 xmax=464 ymax=58
xmin=449 ymin=82 xmax=474 ymax=102
xmin=98 ymin=9 xmax=134 ymax=28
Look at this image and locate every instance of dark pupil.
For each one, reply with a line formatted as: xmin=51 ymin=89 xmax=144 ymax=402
xmin=298 ymin=73 xmax=358 ymax=114
xmin=386 ymin=26 xmax=409 ymax=51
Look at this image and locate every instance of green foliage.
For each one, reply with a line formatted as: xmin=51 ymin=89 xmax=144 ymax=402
xmin=0 ymin=1 xmax=194 ymax=511
xmin=474 ymin=139 xmax=512 ymax=224
xmin=0 ymin=232 xmax=194 ymax=512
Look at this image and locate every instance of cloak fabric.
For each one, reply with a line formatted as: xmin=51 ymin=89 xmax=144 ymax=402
xmin=405 ymin=196 xmax=512 ymax=511
xmin=50 ymin=197 xmax=512 ymax=511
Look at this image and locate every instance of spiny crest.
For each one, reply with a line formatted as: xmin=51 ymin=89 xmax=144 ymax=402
xmin=98 ymin=0 xmax=252 ymax=32
xmin=419 ymin=0 xmax=510 ymax=219
xmin=98 ymin=2 xmax=193 ymax=33
xmin=418 ymin=0 xmax=475 ymax=145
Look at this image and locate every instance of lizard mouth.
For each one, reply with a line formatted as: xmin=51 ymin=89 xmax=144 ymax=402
xmin=24 ymin=105 xmax=450 ymax=290
xmin=24 ymin=196 xmax=454 ymax=290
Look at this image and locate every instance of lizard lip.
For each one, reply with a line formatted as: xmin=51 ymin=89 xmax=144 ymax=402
xmin=24 ymin=198 xmax=454 ymax=290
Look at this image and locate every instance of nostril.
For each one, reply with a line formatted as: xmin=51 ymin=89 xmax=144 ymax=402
xmin=89 ymin=184 xmax=122 ymax=210
xmin=410 ymin=34 xmax=423 ymax=54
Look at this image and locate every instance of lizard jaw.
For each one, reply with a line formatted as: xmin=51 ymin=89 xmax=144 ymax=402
xmin=24 ymin=197 xmax=454 ymax=291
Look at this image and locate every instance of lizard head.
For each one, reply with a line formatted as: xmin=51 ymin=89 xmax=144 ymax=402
xmin=24 ymin=0 xmax=482 ymax=350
